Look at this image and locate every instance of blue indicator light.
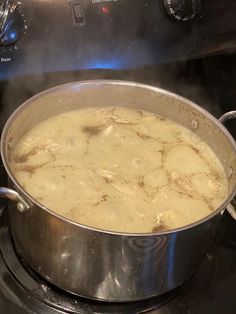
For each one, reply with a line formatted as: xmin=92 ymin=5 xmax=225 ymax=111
xmin=10 ymin=32 xmax=17 ymax=40
xmin=86 ymin=59 xmax=125 ymax=70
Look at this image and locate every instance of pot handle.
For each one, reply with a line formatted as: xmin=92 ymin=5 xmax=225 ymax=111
xmin=226 ymin=200 xmax=236 ymax=220
xmin=219 ymin=110 xmax=236 ymax=220
xmin=219 ymin=111 xmax=236 ymax=124
xmin=0 ymin=187 xmax=30 ymax=213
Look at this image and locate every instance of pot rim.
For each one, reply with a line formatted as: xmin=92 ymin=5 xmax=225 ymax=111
xmin=1 ymin=79 xmax=236 ymax=237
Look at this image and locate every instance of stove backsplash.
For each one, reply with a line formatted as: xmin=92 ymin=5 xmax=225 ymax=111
xmin=0 ymin=0 xmax=236 ymax=80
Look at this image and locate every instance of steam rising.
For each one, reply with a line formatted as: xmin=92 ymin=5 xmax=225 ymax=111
xmin=0 ymin=61 xmax=215 ymax=132
xmin=0 ymin=0 xmax=220 ymax=130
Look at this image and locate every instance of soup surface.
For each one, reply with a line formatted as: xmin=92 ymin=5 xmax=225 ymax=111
xmin=10 ymin=107 xmax=228 ymax=233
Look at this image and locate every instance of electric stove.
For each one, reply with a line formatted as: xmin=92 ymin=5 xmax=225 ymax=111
xmin=0 ymin=1 xmax=235 ymax=313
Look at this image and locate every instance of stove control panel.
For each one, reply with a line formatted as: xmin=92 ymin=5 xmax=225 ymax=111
xmin=0 ymin=0 xmax=235 ymax=80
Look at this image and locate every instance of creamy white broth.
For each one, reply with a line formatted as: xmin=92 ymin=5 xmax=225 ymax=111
xmin=10 ymin=107 xmax=228 ymax=233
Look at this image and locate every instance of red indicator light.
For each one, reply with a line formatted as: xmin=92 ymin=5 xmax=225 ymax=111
xmin=101 ymin=6 xmax=109 ymax=14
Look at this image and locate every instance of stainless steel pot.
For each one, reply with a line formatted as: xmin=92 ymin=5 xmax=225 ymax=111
xmin=0 ymin=80 xmax=236 ymax=302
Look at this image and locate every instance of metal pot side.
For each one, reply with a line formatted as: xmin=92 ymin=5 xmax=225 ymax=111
xmin=1 ymin=80 xmax=236 ymax=301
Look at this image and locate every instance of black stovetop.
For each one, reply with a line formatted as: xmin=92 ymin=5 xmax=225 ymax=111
xmin=0 ymin=206 xmax=235 ymax=314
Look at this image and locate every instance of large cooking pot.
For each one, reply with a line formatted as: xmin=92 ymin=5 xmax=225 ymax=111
xmin=0 ymin=81 xmax=236 ymax=302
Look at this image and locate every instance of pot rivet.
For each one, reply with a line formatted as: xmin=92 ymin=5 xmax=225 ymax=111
xmin=190 ymin=119 xmax=198 ymax=130
xmin=228 ymin=167 xmax=233 ymax=179
xmin=17 ymin=202 xmax=26 ymax=213
xmin=220 ymin=209 xmax=225 ymax=216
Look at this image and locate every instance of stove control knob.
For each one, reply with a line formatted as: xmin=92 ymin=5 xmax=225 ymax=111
xmin=0 ymin=0 xmax=24 ymax=45
xmin=164 ymin=0 xmax=201 ymax=22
